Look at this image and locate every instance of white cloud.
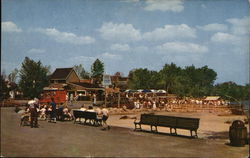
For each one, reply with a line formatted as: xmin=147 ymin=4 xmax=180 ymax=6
xmin=110 ymin=43 xmax=130 ymax=51
xmin=36 ymin=28 xmax=95 ymax=45
xmin=211 ymin=32 xmax=241 ymax=45
xmin=2 ymin=21 xmax=22 ymax=33
xmin=98 ymin=22 xmax=141 ymax=42
xmin=124 ymin=0 xmax=140 ymax=2
xmin=226 ymin=16 xmax=250 ymax=35
xmin=27 ymin=48 xmax=45 ymax=54
xmin=101 ymin=52 xmax=122 ymax=60
xmin=144 ymin=0 xmax=184 ymax=12
xmin=134 ymin=46 xmax=149 ymax=52
xmin=157 ymin=42 xmax=208 ymax=53
xmin=197 ymin=23 xmax=228 ymax=32
xmin=69 ymin=56 xmax=96 ymax=64
xmin=98 ymin=23 xmax=196 ymax=42
xmin=201 ymin=4 xmax=206 ymax=9
xmin=143 ymin=24 xmax=196 ymax=41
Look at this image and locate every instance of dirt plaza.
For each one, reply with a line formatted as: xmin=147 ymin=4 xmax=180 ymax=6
xmin=0 ymin=107 xmax=248 ymax=157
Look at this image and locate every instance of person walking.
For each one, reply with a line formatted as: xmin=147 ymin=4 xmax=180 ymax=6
xmin=93 ymin=93 xmax=97 ymax=106
xmin=29 ymin=99 xmax=39 ymax=128
xmin=101 ymin=108 xmax=110 ymax=130
xmin=50 ymin=97 xmax=57 ymax=123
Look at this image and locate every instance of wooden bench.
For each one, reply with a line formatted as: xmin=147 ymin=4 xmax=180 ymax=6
xmin=134 ymin=114 xmax=158 ymax=132
xmin=72 ymin=110 xmax=102 ymax=126
xmin=134 ymin=114 xmax=200 ymax=137
xmin=157 ymin=115 xmax=199 ymax=137
xmin=73 ymin=110 xmax=85 ymax=124
xmin=157 ymin=115 xmax=177 ymax=135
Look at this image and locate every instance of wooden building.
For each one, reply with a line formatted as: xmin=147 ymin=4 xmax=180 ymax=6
xmin=41 ymin=68 xmax=104 ymax=103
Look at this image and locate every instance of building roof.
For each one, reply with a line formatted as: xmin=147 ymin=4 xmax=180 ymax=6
xmin=70 ymin=82 xmax=103 ymax=89
xmin=50 ymin=68 xmax=74 ymax=80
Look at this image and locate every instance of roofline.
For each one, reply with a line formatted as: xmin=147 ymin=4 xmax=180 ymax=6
xmin=64 ymin=68 xmax=80 ymax=81
xmin=68 ymin=82 xmax=104 ymax=90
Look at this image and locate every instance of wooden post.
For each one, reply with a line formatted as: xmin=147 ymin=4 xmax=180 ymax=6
xmin=104 ymin=88 xmax=107 ymax=107
xmin=118 ymin=92 xmax=121 ymax=108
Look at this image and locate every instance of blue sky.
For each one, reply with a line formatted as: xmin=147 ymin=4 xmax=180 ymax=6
xmin=2 ymin=0 xmax=250 ymax=85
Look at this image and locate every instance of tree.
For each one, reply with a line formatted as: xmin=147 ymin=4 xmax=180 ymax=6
xmin=159 ymin=63 xmax=182 ymax=94
xmin=91 ymin=59 xmax=104 ymax=84
xmin=182 ymin=65 xmax=217 ymax=97
xmin=73 ymin=64 xmax=90 ymax=79
xmin=128 ymin=68 xmax=150 ymax=89
xmin=8 ymin=68 xmax=19 ymax=83
xmin=0 ymin=74 xmax=9 ymax=100
xmin=19 ymin=57 xmax=50 ymax=99
xmin=213 ymin=82 xmax=249 ymax=101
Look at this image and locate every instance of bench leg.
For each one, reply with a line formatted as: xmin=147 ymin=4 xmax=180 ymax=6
xmin=195 ymin=130 xmax=198 ymax=138
xmin=134 ymin=123 xmax=142 ymax=131
xmin=174 ymin=128 xmax=177 ymax=135
xmin=170 ymin=128 xmax=177 ymax=135
xmin=134 ymin=123 xmax=139 ymax=131
xmin=190 ymin=130 xmax=193 ymax=137
xmin=151 ymin=125 xmax=158 ymax=133
xmin=134 ymin=124 xmax=137 ymax=131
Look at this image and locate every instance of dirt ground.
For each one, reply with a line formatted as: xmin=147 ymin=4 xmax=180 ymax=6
xmin=108 ymin=111 xmax=249 ymax=139
xmin=1 ymin=107 xmax=249 ymax=157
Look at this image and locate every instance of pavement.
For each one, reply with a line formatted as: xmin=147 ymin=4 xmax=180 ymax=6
xmin=1 ymin=107 xmax=249 ymax=157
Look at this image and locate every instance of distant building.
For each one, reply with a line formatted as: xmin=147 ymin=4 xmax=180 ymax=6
xmin=50 ymin=68 xmax=79 ymax=84
xmin=41 ymin=68 xmax=104 ymax=103
xmin=110 ymin=73 xmax=129 ymax=90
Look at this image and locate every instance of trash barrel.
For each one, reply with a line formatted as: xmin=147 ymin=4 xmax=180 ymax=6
xmin=229 ymin=120 xmax=247 ymax=147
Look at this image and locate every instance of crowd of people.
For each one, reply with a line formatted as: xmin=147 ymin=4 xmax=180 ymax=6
xmin=123 ymin=93 xmax=230 ymax=110
xmin=79 ymin=105 xmax=110 ymax=130
xmin=20 ymin=97 xmax=110 ymax=130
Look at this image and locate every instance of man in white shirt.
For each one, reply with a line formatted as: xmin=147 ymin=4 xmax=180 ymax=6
xmin=80 ymin=105 xmax=86 ymax=111
xmin=86 ymin=106 xmax=95 ymax=112
xmin=101 ymin=108 xmax=110 ymax=130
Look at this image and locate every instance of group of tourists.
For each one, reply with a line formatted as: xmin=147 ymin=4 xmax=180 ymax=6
xmin=124 ymin=93 xmax=229 ymax=110
xmin=79 ymin=105 xmax=110 ymax=130
xmin=20 ymin=97 xmax=110 ymax=130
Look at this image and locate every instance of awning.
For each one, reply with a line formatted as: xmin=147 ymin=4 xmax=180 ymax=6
xmin=204 ymin=96 xmax=220 ymax=101
xmin=43 ymin=87 xmax=64 ymax=90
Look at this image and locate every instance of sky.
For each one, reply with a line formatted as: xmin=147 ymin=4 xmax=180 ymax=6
xmin=1 ymin=0 xmax=250 ymax=85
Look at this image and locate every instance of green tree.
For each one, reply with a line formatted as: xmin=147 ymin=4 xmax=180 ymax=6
xmin=19 ymin=57 xmax=50 ymax=99
xmin=8 ymin=68 xmax=19 ymax=83
xmin=0 ymin=74 xmax=9 ymax=100
xmin=182 ymin=65 xmax=217 ymax=97
xmin=74 ymin=64 xmax=90 ymax=79
xmin=148 ymin=70 xmax=161 ymax=89
xmin=91 ymin=59 xmax=104 ymax=84
xmin=159 ymin=63 xmax=182 ymax=94
xmin=128 ymin=68 xmax=151 ymax=89
xmin=213 ymin=82 xmax=248 ymax=101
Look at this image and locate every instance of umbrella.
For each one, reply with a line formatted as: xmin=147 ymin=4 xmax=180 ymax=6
xmin=125 ymin=89 xmax=130 ymax=92
xmin=137 ymin=89 xmax=143 ymax=92
xmin=142 ymin=89 xmax=151 ymax=93
xmin=150 ymin=89 xmax=157 ymax=93
xmin=157 ymin=90 xmax=167 ymax=93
